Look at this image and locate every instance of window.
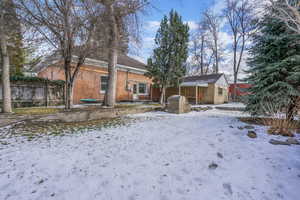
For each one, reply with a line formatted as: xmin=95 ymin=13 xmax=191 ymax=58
xmin=133 ymin=84 xmax=137 ymax=94
xmin=218 ymin=88 xmax=223 ymax=96
xmin=138 ymin=83 xmax=147 ymax=95
xmin=100 ymin=76 xmax=108 ymax=93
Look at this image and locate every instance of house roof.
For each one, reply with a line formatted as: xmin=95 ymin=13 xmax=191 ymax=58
xmin=34 ymin=53 xmax=147 ymax=73
xmin=181 ymin=74 xmax=224 ymax=86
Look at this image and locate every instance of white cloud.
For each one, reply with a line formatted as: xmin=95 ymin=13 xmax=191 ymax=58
xmin=144 ymin=21 xmax=160 ymax=31
xmin=185 ymin=21 xmax=199 ymax=31
xmin=219 ymin=31 xmax=233 ymax=47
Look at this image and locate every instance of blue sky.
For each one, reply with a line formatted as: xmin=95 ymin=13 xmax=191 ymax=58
xmin=130 ymin=0 xmax=228 ymax=63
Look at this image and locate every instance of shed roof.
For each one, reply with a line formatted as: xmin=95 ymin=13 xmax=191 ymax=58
xmin=180 ymin=74 xmax=225 ymax=86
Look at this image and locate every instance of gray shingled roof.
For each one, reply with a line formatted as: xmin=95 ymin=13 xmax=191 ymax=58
xmin=182 ymin=74 xmax=224 ymax=84
xmin=34 ymin=53 xmax=147 ymax=73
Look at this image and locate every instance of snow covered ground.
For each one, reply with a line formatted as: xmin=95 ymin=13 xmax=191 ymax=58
xmin=0 ymin=109 xmax=300 ymax=200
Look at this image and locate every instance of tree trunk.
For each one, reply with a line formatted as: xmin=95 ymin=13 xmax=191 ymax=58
xmin=104 ymin=3 xmax=118 ymax=107
xmin=200 ymin=35 xmax=204 ymax=75
xmin=233 ymin=34 xmax=238 ymax=102
xmin=233 ymin=73 xmax=238 ymax=102
xmin=160 ymin=86 xmax=166 ymax=106
xmin=0 ymin=33 xmax=12 ymax=113
xmin=64 ymin=60 xmax=72 ymax=110
xmin=64 ymin=81 xmax=74 ymax=110
xmin=214 ymin=33 xmax=219 ymax=73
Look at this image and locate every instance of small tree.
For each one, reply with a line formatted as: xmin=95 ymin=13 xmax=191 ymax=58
xmin=147 ymin=10 xmax=189 ymax=105
xmin=245 ymin=4 xmax=300 ymax=121
xmin=18 ymin=0 xmax=98 ymax=110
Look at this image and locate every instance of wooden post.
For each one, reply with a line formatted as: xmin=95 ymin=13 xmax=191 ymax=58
xmin=45 ymin=80 xmax=49 ymax=107
xmin=195 ymin=86 xmax=198 ymax=105
xmin=179 ymin=85 xmax=181 ymax=96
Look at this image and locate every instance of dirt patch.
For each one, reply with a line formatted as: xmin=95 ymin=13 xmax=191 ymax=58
xmin=1 ymin=117 xmax=138 ymax=141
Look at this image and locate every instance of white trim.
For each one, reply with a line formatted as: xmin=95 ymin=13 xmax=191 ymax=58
xmin=180 ymin=82 xmax=208 ymax=87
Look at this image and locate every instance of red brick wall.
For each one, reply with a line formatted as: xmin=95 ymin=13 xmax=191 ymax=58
xmin=38 ymin=64 xmax=153 ymax=104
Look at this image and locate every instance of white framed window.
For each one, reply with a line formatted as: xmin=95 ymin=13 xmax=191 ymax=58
xmin=138 ymin=83 xmax=148 ymax=95
xmin=218 ymin=87 xmax=223 ymax=96
xmin=100 ymin=75 xmax=108 ymax=93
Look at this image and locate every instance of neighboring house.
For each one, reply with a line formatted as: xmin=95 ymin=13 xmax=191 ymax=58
xmin=164 ymin=73 xmax=229 ymax=104
xmin=36 ymin=54 xmax=152 ymax=104
xmin=228 ymin=83 xmax=251 ymax=101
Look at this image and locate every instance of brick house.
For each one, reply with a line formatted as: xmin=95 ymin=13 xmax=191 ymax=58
xmin=36 ymin=54 xmax=152 ymax=104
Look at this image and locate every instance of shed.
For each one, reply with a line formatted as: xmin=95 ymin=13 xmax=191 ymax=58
xmin=177 ymin=73 xmax=229 ymax=104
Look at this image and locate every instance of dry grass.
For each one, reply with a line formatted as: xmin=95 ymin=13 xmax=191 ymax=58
xmin=13 ymin=107 xmax=61 ymax=115
xmin=239 ymin=117 xmax=300 ymax=136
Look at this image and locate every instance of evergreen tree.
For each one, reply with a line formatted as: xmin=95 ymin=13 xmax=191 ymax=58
xmin=245 ymin=3 xmax=300 ymax=120
xmin=147 ymin=10 xmax=189 ymax=105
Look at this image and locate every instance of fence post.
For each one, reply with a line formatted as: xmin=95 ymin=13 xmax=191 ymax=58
xmin=45 ymin=81 xmax=48 ymax=107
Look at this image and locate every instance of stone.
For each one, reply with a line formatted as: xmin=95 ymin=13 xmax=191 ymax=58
xmin=269 ymin=139 xmax=290 ymax=146
xmin=244 ymin=125 xmax=255 ymax=129
xmin=166 ymin=95 xmax=191 ymax=114
xmin=208 ymin=162 xmax=218 ymax=170
xmin=223 ymin=183 xmax=233 ymax=195
xmin=217 ymin=152 xmax=223 ymax=159
xmin=286 ymin=138 xmax=300 ymax=145
xmin=247 ymin=131 xmax=257 ymax=138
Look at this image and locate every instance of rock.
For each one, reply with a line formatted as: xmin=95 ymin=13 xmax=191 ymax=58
xmin=217 ymin=152 xmax=223 ymax=159
xmin=192 ymin=106 xmax=213 ymax=112
xmin=286 ymin=138 xmax=300 ymax=145
xmin=208 ymin=162 xmax=218 ymax=170
xmin=166 ymin=95 xmax=191 ymax=114
xmin=223 ymin=183 xmax=233 ymax=195
xmin=244 ymin=125 xmax=255 ymax=129
xmin=269 ymin=139 xmax=290 ymax=146
xmin=247 ymin=131 xmax=257 ymax=138
xmin=237 ymin=126 xmax=244 ymax=130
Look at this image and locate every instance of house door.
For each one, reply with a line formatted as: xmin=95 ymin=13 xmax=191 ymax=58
xmin=133 ymin=84 xmax=138 ymax=100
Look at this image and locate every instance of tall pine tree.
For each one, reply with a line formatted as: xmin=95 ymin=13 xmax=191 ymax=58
xmin=245 ymin=2 xmax=300 ymax=120
xmin=147 ymin=10 xmax=189 ymax=105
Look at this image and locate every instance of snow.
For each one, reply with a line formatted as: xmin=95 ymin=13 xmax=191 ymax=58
xmin=0 ymin=109 xmax=300 ymax=200
xmin=192 ymin=102 xmax=246 ymax=109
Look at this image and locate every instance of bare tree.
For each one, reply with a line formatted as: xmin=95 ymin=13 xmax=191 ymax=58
xmin=223 ymin=0 xmax=255 ymax=101
xmin=189 ymin=18 xmax=217 ymax=75
xmin=270 ymin=0 xmax=300 ymax=34
xmin=18 ymin=0 xmax=98 ymax=110
xmin=0 ymin=0 xmax=14 ymax=113
xmin=203 ymin=10 xmax=222 ymax=73
xmin=96 ymin=0 xmax=148 ymax=107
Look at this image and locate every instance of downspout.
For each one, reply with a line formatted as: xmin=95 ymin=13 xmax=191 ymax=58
xmin=126 ymin=70 xmax=129 ymax=101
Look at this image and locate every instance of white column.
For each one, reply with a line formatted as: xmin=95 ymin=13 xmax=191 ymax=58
xmin=179 ymin=85 xmax=181 ymax=96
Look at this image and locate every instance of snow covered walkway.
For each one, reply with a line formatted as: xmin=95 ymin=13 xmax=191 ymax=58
xmin=0 ymin=110 xmax=300 ymax=200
